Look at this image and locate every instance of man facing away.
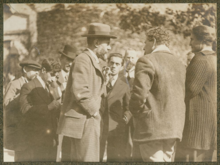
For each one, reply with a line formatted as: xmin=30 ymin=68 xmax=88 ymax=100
xmin=106 ymin=53 xmax=132 ymax=162
xmin=129 ymin=27 xmax=186 ymax=162
xmin=57 ymin=23 xmax=116 ymax=162
xmin=4 ymin=60 xmax=41 ymax=161
xmin=19 ymin=58 xmax=62 ymax=161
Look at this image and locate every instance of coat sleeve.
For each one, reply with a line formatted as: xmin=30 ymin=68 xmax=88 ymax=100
xmin=4 ymin=82 xmax=18 ymax=107
xmin=186 ymin=59 xmax=209 ymax=99
xmin=19 ymin=84 xmax=50 ymax=115
xmin=129 ymin=57 xmax=155 ymax=116
xmin=71 ymin=56 xmax=100 ymax=116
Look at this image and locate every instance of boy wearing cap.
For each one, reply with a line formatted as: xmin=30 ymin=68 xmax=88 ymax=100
xmin=57 ymin=23 xmax=116 ymax=162
xmin=4 ymin=60 xmax=41 ymax=161
xmin=19 ymin=58 xmax=62 ymax=161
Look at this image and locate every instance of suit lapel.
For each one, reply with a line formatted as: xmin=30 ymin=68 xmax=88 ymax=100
xmin=107 ymin=78 xmax=124 ymax=100
xmin=33 ymin=78 xmax=51 ymax=104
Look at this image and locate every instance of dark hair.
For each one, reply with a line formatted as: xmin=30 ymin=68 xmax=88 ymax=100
xmin=108 ymin=53 xmax=124 ymax=65
xmin=192 ymin=25 xmax=215 ymax=46
xmin=146 ymin=27 xmax=170 ymax=46
xmin=41 ymin=58 xmax=61 ymax=72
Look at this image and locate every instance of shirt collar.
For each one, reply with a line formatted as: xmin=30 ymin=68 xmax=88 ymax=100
xmin=152 ymin=45 xmax=171 ymax=53
xmin=201 ymin=46 xmax=213 ymax=52
xmin=61 ymin=69 xmax=69 ymax=78
xmin=22 ymin=76 xmax=28 ymax=83
xmin=87 ymin=48 xmax=100 ymax=64
xmin=37 ymin=75 xmax=46 ymax=89
xmin=110 ymin=74 xmax=118 ymax=86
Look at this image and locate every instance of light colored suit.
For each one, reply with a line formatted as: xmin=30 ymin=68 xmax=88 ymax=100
xmin=57 ymin=50 xmax=106 ymax=162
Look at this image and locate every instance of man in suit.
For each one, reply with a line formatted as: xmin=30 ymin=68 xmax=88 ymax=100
xmin=57 ymin=45 xmax=78 ymax=161
xmin=19 ymin=58 xmax=62 ymax=161
xmin=106 ymin=53 xmax=132 ymax=161
xmin=57 ymin=23 xmax=116 ymax=162
xmin=129 ymin=27 xmax=186 ymax=162
xmin=4 ymin=60 xmax=41 ymax=161
xmin=119 ymin=49 xmax=138 ymax=89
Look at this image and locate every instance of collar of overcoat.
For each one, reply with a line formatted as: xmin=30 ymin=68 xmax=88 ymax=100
xmin=83 ymin=49 xmax=104 ymax=81
xmin=33 ymin=77 xmax=51 ymax=104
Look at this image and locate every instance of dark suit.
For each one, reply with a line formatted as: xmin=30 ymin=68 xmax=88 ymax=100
xmin=19 ymin=77 xmax=59 ymax=161
xmin=175 ymin=50 xmax=217 ymax=162
xmin=57 ymin=50 xmax=106 ymax=162
xmin=107 ymin=77 xmax=132 ymax=162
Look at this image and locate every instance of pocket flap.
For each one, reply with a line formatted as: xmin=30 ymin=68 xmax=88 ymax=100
xmin=64 ymin=109 xmax=85 ymax=119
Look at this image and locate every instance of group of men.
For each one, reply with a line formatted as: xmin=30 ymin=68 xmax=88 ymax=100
xmin=4 ymin=23 xmax=216 ymax=162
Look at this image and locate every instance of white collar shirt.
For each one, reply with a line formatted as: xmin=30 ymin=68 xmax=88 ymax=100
xmin=152 ymin=45 xmax=171 ymax=53
xmin=37 ymin=75 xmax=46 ymax=89
xmin=201 ymin=46 xmax=213 ymax=52
xmin=110 ymin=74 xmax=118 ymax=86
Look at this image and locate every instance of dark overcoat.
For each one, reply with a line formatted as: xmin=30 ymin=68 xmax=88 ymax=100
xmin=182 ymin=50 xmax=217 ymax=150
xmin=130 ymin=50 xmax=186 ymax=142
xmin=19 ymin=78 xmax=59 ymax=147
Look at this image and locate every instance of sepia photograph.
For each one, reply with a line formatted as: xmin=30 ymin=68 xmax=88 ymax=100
xmin=3 ymin=3 xmax=217 ymax=162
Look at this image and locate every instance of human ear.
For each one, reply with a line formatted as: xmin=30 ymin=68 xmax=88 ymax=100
xmin=94 ymin=39 xmax=100 ymax=48
xmin=42 ymin=67 xmax=46 ymax=74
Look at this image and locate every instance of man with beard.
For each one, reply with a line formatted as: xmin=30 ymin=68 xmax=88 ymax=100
xmin=19 ymin=58 xmax=62 ymax=161
xmin=57 ymin=23 xmax=116 ymax=162
xmin=119 ymin=49 xmax=137 ymax=89
xmin=4 ymin=60 xmax=41 ymax=161
xmin=57 ymin=45 xmax=78 ymax=161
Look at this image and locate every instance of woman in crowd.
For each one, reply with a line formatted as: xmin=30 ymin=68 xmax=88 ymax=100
xmin=175 ymin=25 xmax=217 ymax=162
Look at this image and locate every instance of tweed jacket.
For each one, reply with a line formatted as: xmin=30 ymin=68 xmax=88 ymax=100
xmin=129 ymin=50 xmax=186 ymax=142
xmin=57 ymin=50 xmax=106 ymax=139
xmin=19 ymin=77 xmax=59 ymax=147
xmin=4 ymin=77 xmax=27 ymax=150
xmin=182 ymin=50 xmax=217 ymax=150
xmin=107 ymin=77 xmax=132 ymax=133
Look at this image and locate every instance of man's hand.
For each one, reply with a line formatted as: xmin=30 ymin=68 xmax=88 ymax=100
xmin=48 ymin=100 xmax=61 ymax=110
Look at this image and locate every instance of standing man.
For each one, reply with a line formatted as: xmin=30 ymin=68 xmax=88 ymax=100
xmin=57 ymin=23 xmax=116 ymax=162
xmin=119 ymin=49 xmax=137 ymax=89
xmin=129 ymin=27 xmax=186 ymax=162
xmin=19 ymin=58 xmax=62 ymax=161
xmin=57 ymin=45 xmax=78 ymax=161
xmin=4 ymin=60 xmax=41 ymax=161
xmin=106 ymin=53 xmax=132 ymax=161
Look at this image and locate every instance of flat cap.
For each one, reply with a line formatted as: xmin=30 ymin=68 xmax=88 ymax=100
xmin=20 ymin=59 xmax=42 ymax=70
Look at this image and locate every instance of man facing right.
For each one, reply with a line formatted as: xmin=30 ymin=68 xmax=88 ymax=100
xmin=129 ymin=27 xmax=186 ymax=162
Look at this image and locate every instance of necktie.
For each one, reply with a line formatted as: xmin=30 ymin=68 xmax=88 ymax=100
xmin=107 ymin=82 xmax=113 ymax=93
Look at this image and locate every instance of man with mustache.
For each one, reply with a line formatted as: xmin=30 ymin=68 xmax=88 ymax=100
xmin=19 ymin=58 xmax=62 ymax=161
xmin=57 ymin=23 xmax=116 ymax=162
xmin=120 ymin=49 xmax=138 ymax=89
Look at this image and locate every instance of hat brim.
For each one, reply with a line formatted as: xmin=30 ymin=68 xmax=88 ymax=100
xmin=59 ymin=51 xmax=76 ymax=60
xmin=81 ymin=34 xmax=117 ymax=39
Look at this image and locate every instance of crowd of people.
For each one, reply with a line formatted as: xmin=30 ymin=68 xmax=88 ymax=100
xmin=3 ymin=22 xmax=217 ymax=162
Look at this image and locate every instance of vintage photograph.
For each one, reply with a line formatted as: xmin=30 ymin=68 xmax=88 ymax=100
xmin=3 ymin=3 xmax=217 ymax=162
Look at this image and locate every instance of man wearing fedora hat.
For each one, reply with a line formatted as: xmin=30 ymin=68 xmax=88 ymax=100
xmin=56 ymin=45 xmax=78 ymax=161
xmin=4 ymin=59 xmax=41 ymax=161
xmin=57 ymin=45 xmax=77 ymax=94
xmin=57 ymin=23 xmax=116 ymax=162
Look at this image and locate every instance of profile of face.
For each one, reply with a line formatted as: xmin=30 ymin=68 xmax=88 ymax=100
xmin=41 ymin=68 xmax=56 ymax=86
xmin=190 ymin=33 xmax=203 ymax=53
xmin=143 ymin=35 xmax=155 ymax=55
xmin=23 ymin=66 xmax=39 ymax=81
xmin=96 ymin=38 xmax=111 ymax=61
xmin=108 ymin=56 xmax=123 ymax=76
xmin=60 ymin=56 xmax=73 ymax=73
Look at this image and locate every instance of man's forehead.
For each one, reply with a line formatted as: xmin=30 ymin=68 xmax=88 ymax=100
xmin=110 ymin=56 xmax=122 ymax=62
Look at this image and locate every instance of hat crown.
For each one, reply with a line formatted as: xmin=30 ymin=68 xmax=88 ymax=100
xmin=82 ymin=23 xmax=116 ymax=39
xmin=60 ymin=45 xmax=77 ymax=60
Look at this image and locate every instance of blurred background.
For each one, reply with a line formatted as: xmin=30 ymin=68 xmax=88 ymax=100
xmin=3 ymin=3 xmax=216 ymax=93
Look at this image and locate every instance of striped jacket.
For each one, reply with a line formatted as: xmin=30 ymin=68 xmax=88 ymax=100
xmin=182 ymin=50 xmax=217 ymax=150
